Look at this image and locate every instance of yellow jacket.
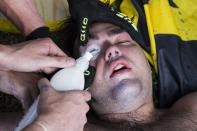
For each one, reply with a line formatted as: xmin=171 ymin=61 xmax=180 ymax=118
xmin=101 ymin=0 xmax=197 ymax=108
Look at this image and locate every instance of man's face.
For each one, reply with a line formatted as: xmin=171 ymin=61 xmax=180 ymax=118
xmin=80 ymin=23 xmax=152 ymax=115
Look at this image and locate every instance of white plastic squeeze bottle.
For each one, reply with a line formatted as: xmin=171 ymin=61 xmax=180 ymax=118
xmin=15 ymin=46 xmax=100 ymax=131
xmin=50 ymin=51 xmax=93 ymax=91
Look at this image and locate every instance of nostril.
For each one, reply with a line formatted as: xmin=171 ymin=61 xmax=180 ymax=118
xmin=108 ymin=52 xmax=112 ymax=59
xmin=115 ymin=50 xmax=119 ymax=55
xmin=105 ymin=46 xmax=122 ymax=62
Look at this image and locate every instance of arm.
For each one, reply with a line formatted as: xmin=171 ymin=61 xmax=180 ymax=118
xmin=0 ymin=38 xmax=75 ymax=74
xmin=0 ymin=38 xmax=75 ymax=110
xmin=0 ymin=0 xmax=44 ymax=35
xmin=0 ymin=1 xmax=76 ymax=74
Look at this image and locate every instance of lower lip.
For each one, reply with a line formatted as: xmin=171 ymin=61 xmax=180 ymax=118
xmin=110 ymin=69 xmax=131 ymax=78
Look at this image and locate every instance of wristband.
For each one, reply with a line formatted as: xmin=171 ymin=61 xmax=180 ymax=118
xmin=26 ymin=27 xmax=50 ymax=41
xmin=35 ymin=122 xmax=48 ymax=131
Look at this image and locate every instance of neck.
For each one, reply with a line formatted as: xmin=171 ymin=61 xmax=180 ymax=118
xmin=98 ymin=102 xmax=162 ymax=126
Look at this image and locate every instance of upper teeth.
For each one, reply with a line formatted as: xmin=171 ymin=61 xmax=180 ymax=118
xmin=114 ymin=64 xmax=124 ymax=71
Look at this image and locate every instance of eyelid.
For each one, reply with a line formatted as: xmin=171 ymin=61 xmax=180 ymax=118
xmin=116 ymin=41 xmax=131 ymax=46
xmin=88 ymin=33 xmax=99 ymax=40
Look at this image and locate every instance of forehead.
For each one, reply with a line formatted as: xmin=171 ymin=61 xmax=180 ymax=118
xmin=79 ymin=22 xmax=135 ymax=54
xmin=89 ymin=22 xmax=122 ymax=35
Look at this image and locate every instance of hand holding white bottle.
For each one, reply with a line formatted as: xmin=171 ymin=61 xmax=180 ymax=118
xmin=15 ymin=45 xmax=100 ymax=131
xmin=50 ymin=51 xmax=93 ymax=91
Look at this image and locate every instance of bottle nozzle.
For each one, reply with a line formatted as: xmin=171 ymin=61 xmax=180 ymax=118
xmin=83 ymin=51 xmax=93 ymax=61
xmin=89 ymin=48 xmax=100 ymax=57
xmin=76 ymin=45 xmax=100 ymax=71
xmin=86 ymin=45 xmax=100 ymax=59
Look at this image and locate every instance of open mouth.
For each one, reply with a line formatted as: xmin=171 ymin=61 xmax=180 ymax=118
xmin=110 ymin=63 xmax=131 ymax=78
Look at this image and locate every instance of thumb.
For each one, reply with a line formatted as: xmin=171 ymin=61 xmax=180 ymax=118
xmin=38 ymin=78 xmax=56 ymax=97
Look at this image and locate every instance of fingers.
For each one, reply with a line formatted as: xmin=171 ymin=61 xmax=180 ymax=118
xmin=35 ymin=38 xmax=76 ymax=73
xmin=48 ymin=56 xmax=76 ymax=68
xmin=82 ymin=91 xmax=91 ymax=101
xmin=83 ymin=102 xmax=90 ymax=112
xmin=42 ymin=67 xmax=58 ymax=74
xmin=35 ymin=38 xmax=66 ymax=57
xmin=38 ymin=78 xmax=51 ymax=95
xmin=38 ymin=78 xmax=59 ymax=96
xmin=38 ymin=78 xmax=91 ymax=102
xmin=37 ymin=78 xmax=90 ymax=131
xmin=38 ymin=56 xmax=76 ymax=74
xmin=69 ymin=91 xmax=91 ymax=102
xmin=47 ymin=39 xmax=67 ymax=57
xmin=1 ymin=38 xmax=76 ymax=73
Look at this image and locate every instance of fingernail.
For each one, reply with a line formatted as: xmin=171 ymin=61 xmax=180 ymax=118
xmin=66 ymin=58 xmax=76 ymax=66
xmin=84 ymin=91 xmax=91 ymax=101
xmin=38 ymin=78 xmax=49 ymax=91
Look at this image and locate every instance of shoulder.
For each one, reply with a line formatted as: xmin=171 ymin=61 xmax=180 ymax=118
xmin=170 ymin=92 xmax=197 ymax=112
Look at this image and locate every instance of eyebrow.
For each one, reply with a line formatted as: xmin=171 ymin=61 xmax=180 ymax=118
xmin=107 ymin=27 xmax=125 ymax=36
xmin=89 ymin=27 xmax=125 ymax=40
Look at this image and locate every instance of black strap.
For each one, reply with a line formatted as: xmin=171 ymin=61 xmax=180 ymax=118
xmin=26 ymin=26 xmax=50 ymax=41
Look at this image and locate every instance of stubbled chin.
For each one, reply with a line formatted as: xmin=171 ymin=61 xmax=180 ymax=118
xmin=111 ymin=79 xmax=142 ymax=102
xmin=91 ymin=78 xmax=142 ymax=116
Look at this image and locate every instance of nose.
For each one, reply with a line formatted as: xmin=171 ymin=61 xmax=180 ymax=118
xmin=105 ymin=46 xmax=122 ymax=62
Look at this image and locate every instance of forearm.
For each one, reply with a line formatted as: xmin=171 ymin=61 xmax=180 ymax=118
xmin=0 ymin=0 xmax=44 ymax=35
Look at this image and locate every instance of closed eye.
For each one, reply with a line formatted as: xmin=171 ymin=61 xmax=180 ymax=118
xmin=88 ymin=34 xmax=98 ymax=40
xmin=116 ymin=41 xmax=131 ymax=46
